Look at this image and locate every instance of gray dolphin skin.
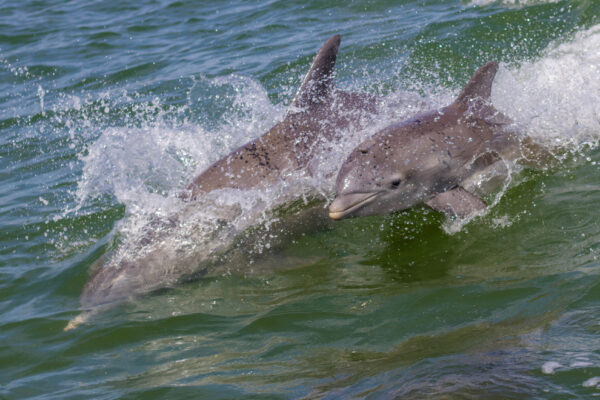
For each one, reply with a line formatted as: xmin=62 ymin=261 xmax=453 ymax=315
xmin=329 ymin=61 xmax=545 ymax=220
xmin=66 ymin=35 xmax=378 ymax=330
xmin=184 ymin=34 xmax=376 ymax=199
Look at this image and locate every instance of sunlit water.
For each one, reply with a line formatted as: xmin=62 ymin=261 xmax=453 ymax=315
xmin=2 ymin=1 xmax=600 ymax=398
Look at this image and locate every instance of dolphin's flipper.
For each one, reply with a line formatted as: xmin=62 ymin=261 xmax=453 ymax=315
xmin=425 ymin=186 xmax=487 ymax=218
xmin=291 ymin=34 xmax=341 ymax=109
xmin=455 ymin=61 xmax=499 ymax=105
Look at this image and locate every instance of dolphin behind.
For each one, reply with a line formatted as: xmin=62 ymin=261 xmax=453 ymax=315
xmin=67 ymin=35 xmax=379 ymax=330
xmin=329 ymin=61 xmax=548 ymax=221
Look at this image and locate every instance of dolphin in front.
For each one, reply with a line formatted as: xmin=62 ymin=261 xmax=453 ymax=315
xmin=67 ymin=35 xmax=378 ymax=330
xmin=329 ymin=61 xmax=547 ymax=220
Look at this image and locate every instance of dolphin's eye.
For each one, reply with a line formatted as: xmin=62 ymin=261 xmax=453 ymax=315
xmin=390 ymin=179 xmax=401 ymax=189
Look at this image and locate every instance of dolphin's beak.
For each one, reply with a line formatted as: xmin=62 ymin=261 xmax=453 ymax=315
xmin=329 ymin=192 xmax=380 ymax=220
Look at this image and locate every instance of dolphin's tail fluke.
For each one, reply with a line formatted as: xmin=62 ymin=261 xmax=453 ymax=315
xmin=64 ymin=310 xmax=96 ymax=331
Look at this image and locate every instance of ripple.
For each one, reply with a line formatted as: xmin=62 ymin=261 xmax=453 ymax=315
xmin=2 ymin=1 xmax=600 ymax=399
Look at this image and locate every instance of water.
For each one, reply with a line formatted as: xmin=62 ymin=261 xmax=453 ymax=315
xmin=2 ymin=0 xmax=600 ymax=398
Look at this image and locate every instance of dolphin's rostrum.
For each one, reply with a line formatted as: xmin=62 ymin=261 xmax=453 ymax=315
xmin=329 ymin=61 xmax=547 ymax=220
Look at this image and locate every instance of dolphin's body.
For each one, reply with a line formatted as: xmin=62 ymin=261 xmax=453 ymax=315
xmin=67 ymin=35 xmax=378 ymax=330
xmin=329 ymin=61 xmax=544 ymax=220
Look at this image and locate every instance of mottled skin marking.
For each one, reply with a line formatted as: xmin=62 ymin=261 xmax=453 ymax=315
xmin=184 ymin=89 xmax=376 ymax=197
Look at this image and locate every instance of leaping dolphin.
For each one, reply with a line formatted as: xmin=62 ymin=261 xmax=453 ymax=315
xmin=329 ymin=61 xmax=547 ymax=220
xmin=67 ymin=35 xmax=379 ymax=330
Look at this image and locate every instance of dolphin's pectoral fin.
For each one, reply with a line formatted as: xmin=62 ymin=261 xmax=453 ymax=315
xmin=425 ymin=186 xmax=487 ymax=218
xmin=291 ymin=34 xmax=340 ymax=109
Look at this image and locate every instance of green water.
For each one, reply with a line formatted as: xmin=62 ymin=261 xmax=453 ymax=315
xmin=2 ymin=0 xmax=600 ymax=398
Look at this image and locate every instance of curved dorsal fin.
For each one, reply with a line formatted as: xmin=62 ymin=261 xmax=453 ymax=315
xmin=291 ymin=34 xmax=341 ymax=109
xmin=455 ymin=61 xmax=499 ymax=106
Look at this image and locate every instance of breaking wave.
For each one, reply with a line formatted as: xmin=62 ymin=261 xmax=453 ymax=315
xmin=493 ymin=25 xmax=600 ymax=150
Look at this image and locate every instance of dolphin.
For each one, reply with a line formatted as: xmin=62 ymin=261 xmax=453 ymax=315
xmin=329 ymin=61 xmax=547 ymax=220
xmin=66 ymin=35 xmax=378 ymax=330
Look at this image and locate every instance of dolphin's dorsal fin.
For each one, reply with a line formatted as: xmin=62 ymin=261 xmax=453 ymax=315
xmin=291 ymin=34 xmax=341 ymax=109
xmin=455 ymin=61 xmax=499 ymax=106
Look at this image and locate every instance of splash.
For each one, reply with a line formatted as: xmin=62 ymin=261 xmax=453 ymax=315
xmin=75 ymin=72 xmax=432 ymax=252
xmin=493 ymin=25 xmax=600 ymax=150
xmin=443 ymin=25 xmax=600 ymax=232
xmin=69 ymin=69 xmax=438 ymax=318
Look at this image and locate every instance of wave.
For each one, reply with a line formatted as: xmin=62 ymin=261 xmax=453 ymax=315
xmin=62 ymin=24 xmax=600 ymax=317
xmin=494 ymin=25 xmax=600 ymax=149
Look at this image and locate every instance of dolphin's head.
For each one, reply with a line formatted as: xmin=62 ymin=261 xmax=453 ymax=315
xmin=329 ymin=61 xmax=506 ymax=220
xmin=329 ymin=132 xmax=427 ymax=220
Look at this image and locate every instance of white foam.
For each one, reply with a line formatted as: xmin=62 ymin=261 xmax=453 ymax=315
xmin=76 ymin=75 xmax=282 ymax=213
xmin=541 ymin=361 xmax=562 ymax=374
xmin=493 ymin=25 xmax=600 ymax=150
xmin=583 ymin=377 xmax=600 ymax=388
xmin=491 ymin=215 xmax=513 ymax=229
xmin=571 ymin=361 xmax=594 ymax=368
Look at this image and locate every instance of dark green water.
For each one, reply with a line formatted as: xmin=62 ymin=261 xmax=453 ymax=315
xmin=2 ymin=0 xmax=600 ymax=398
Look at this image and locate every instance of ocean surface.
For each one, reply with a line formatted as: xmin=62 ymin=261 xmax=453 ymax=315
xmin=2 ymin=0 xmax=600 ymax=398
